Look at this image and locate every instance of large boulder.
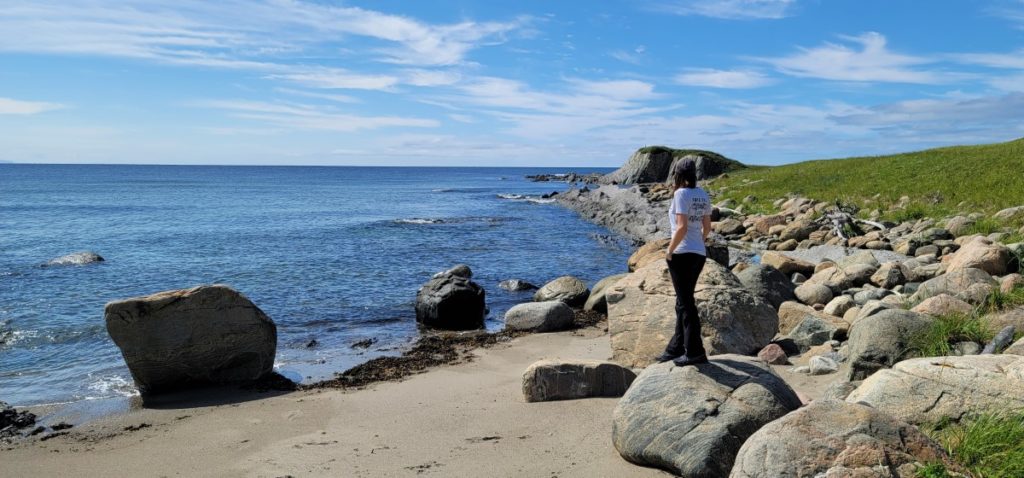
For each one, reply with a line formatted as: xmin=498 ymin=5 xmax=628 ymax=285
xmin=607 ymin=260 xmax=779 ymax=368
xmin=504 ymin=301 xmax=574 ymax=332
xmin=847 ymin=355 xmax=1024 ymax=425
xmin=777 ymin=301 xmax=841 ymax=336
xmin=947 ymin=236 xmax=1012 ymax=276
xmin=786 ymin=316 xmax=846 ymax=352
xmin=584 ymin=273 xmax=628 ymax=313
xmin=415 ymin=268 xmax=487 ymax=330
xmin=759 ymin=251 xmax=815 ymax=277
xmin=994 ymin=205 xmax=1024 ymax=221
xmin=612 ymin=356 xmax=801 ymax=477
xmin=794 ymin=282 xmax=833 ymax=306
xmin=911 ymin=293 xmax=974 ymax=317
xmin=845 ymin=309 xmax=933 ymax=380
xmin=104 ymin=285 xmax=277 ymax=395
xmin=910 ymin=267 xmax=997 ymax=305
xmin=779 ymin=219 xmax=817 ymax=242
xmin=735 ymin=264 xmax=796 ymax=309
xmin=533 ymin=276 xmax=590 ymax=307
xmin=522 ymin=360 xmax=636 ymax=402
xmin=730 ymin=400 xmax=951 ymax=478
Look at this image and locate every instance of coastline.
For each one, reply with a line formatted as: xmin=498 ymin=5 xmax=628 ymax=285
xmin=2 ymin=326 xmax=671 ymax=477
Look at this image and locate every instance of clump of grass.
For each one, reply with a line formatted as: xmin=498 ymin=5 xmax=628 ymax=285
xmin=978 ymin=285 xmax=1024 ymax=316
xmin=885 ymin=202 xmax=932 ymax=223
xmin=915 ymin=462 xmax=952 ymax=478
xmin=922 ymin=412 xmax=1024 ymax=478
xmin=909 ymin=313 xmax=993 ymax=358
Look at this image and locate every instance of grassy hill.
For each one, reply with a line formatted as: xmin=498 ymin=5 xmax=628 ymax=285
xmin=709 ymin=138 xmax=1024 ymax=222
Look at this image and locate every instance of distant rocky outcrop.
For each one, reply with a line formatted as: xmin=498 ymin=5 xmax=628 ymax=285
xmin=416 ymin=265 xmax=487 ymax=330
xmin=44 ymin=251 xmax=104 ymax=267
xmin=601 ymin=147 xmax=744 ymax=185
xmin=104 ymin=284 xmax=277 ymax=395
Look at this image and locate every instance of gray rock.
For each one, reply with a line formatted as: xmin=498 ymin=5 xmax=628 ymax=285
xmin=953 ymin=341 xmax=982 ymax=356
xmin=871 ymin=261 xmax=907 ymax=289
xmin=794 ymin=282 xmax=833 ymax=306
xmin=612 ymin=356 xmax=800 ymax=477
xmin=823 ymin=295 xmax=855 ymax=317
xmin=994 ymin=205 xmax=1024 ymax=221
xmin=852 ymin=287 xmax=892 ymax=305
xmin=911 ymin=267 xmax=997 ymax=305
xmin=522 ymin=360 xmax=636 ymax=402
xmin=498 ymin=279 xmax=538 ymax=291
xmin=104 ymin=285 xmax=277 ymax=395
xmin=735 ymin=264 xmax=797 ymax=309
xmin=982 ymin=325 xmax=1016 ymax=354
xmin=786 ymin=316 xmax=844 ymax=352
xmin=504 ymin=301 xmax=574 ymax=332
xmin=821 ymin=379 xmax=860 ymax=401
xmin=584 ymin=273 xmax=628 ymax=313
xmin=730 ymin=400 xmax=949 ymax=478
xmin=416 ymin=270 xmax=487 ymax=330
xmin=44 ymin=251 xmax=104 ymax=266
xmin=809 ymin=355 xmax=839 ymax=375
xmin=533 ymin=276 xmax=590 ymax=307
xmin=847 ymin=355 xmax=1024 ymax=424
xmin=433 ymin=263 xmax=472 ymax=279
xmin=1004 ymin=335 xmax=1024 ymax=355
xmin=845 ymin=309 xmax=933 ymax=380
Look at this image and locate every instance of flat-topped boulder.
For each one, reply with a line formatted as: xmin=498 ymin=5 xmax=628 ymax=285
xmin=504 ymin=301 xmax=574 ymax=332
xmin=947 ymin=236 xmax=1013 ymax=276
xmin=730 ymin=400 xmax=952 ymax=478
xmin=607 ymin=259 xmax=778 ymax=368
xmin=847 ymin=355 xmax=1024 ymax=424
xmin=613 ymin=355 xmax=801 ymax=477
xmin=522 ymin=360 xmax=636 ymax=402
xmin=105 ymin=285 xmax=277 ymax=395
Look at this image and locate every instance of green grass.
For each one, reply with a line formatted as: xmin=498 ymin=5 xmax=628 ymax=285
xmin=711 ymin=138 xmax=1024 ymax=220
xmin=978 ymin=285 xmax=1024 ymax=316
xmin=921 ymin=413 xmax=1024 ymax=478
xmin=909 ymin=313 xmax=994 ymax=358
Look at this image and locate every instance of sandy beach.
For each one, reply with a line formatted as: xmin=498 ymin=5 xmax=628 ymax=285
xmin=4 ymin=327 xmax=675 ymax=477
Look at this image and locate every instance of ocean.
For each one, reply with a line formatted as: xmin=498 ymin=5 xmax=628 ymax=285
xmin=0 ymin=164 xmax=630 ymax=408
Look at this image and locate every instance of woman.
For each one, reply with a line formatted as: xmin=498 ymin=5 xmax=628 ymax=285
xmin=656 ymin=159 xmax=712 ymax=366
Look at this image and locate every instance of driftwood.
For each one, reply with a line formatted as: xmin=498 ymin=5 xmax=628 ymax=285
xmin=817 ymin=210 xmax=864 ymax=241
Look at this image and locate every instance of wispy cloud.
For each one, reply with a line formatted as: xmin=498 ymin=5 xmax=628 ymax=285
xmin=758 ymin=32 xmax=951 ymax=84
xmin=674 ymin=68 xmax=774 ymax=88
xmin=950 ymin=49 xmax=1024 ymax=69
xmin=194 ymin=100 xmax=439 ymax=132
xmin=609 ymin=46 xmax=647 ymax=65
xmin=265 ymin=69 xmax=400 ymax=91
xmin=0 ymin=97 xmax=64 ymax=115
xmin=655 ymin=0 xmax=798 ymax=20
xmin=0 ymin=1 xmax=525 ymax=77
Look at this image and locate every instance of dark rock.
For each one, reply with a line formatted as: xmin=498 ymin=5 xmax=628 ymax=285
xmin=0 ymin=401 xmax=37 ymax=437
xmin=846 ymin=309 xmax=932 ymax=380
xmin=982 ymin=325 xmax=1016 ymax=354
xmin=736 ymin=265 xmax=797 ymax=309
xmin=415 ymin=270 xmax=487 ymax=330
xmin=105 ymin=285 xmax=277 ymax=395
xmin=498 ymin=279 xmax=539 ymax=292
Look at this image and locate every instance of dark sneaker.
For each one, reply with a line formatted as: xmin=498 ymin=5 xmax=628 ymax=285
xmin=673 ymin=355 xmax=709 ymax=367
xmin=654 ymin=352 xmax=681 ymax=363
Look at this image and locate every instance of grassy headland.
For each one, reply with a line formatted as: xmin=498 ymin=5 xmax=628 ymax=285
xmin=709 ymin=138 xmax=1024 ymax=221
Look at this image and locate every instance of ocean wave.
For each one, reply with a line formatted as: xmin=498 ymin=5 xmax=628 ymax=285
xmin=527 ymin=198 xmax=556 ymax=204
xmin=497 ymin=193 xmax=556 ymax=204
xmin=394 ymin=218 xmax=445 ymax=225
xmin=85 ymin=374 xmax=138 ymax=399
xmin=497 ymin=193 xmax=526 ymax=200
xmin=391 ymin=216 xmax=514 ymax=226
xmin=431 ymin=187 xmax=491 ymax=193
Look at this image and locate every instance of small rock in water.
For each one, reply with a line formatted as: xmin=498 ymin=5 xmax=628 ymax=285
xmin=498 ymin=279 xmax=539 ymax=292
xmin=305 ymin=339 xmax=319 ymax=349
xmin=44 ymin=251 xmax=104 ymax=267
xmin=350 ymin=338 xmax=377 ymax=349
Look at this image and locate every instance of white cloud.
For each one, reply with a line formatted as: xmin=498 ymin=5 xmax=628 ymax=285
xmin=448 ymin=114 xmax=476 ymax=123
xmin=402 ymin=69 xmax=463 ymax=87
xmin=194 ymin=100 xmax=439 ymax=132
xmin=655 ymin=0 xmax=797 ymax=20
xmin=274 ymin=88 xmax=359 ymax=104
xmin=0 ymin=97 xmax=64 ymax=115
xmin=759 ymin=32 xmax=948 ymax=84
xmin=674 ymin=68 xmax=774 ymax=88
xmin=609 ymin=45 xmax=646 ymax=64
xmin=950 ymin=49 xmax=1024 ymax=69
xmin=0 ymin=1 xmax=525 ymax=73
xmin=265 ymin=69 xmax=399 ymax=91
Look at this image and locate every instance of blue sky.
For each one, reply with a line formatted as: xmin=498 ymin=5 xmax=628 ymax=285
xmin=2 ymin=0 xmax=1024 ymax=166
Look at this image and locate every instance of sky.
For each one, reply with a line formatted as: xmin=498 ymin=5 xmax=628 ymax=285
xmin=2 ymin=0 xmax=1024 ymax=166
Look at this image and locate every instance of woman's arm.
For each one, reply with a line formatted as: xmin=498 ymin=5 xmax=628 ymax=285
xmin=666 ymin=213 xmax=687 ymax=260
xmin=702 ymin=214 xmax=712 ymax=241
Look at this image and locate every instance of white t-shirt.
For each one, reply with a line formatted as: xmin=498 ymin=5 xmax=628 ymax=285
xmin=668 ymin=187 xmax=711 ymax=255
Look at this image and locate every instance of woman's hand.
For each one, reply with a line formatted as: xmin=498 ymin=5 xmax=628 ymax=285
xmin=665 ymin=250 xmax=673 ymax=262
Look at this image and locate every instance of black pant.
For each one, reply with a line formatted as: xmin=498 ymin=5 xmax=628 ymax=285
xmin=665 ymin=253 xmax=707 ymax=359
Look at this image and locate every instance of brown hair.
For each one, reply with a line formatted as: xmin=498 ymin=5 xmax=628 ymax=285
xmin=671 ymin=159 xmax=698 ymax=192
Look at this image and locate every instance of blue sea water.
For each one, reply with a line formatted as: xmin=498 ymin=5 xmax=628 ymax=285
xmin=0 ymin=164 xmax=629 ymax=407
